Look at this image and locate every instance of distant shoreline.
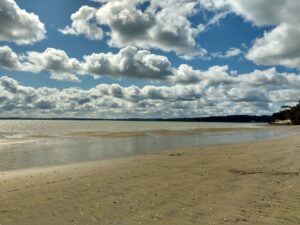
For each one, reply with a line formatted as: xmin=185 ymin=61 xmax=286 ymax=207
xmin=0 ymin=115 xmax=272 ymax=123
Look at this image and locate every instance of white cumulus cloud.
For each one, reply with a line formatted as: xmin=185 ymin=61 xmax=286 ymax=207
xmin=2 ymin=66 xmax=300 ymax=118
xmin=61 ymin=0 xmax=206 ymax=59
xmin=0 ymin=45 xmax=174 ymax=82
xmin=59 ymin=6 xmax=103 ymax=40
xmin=200 ymin=0 xmax=300 ymax=70
xmin=0 ymin=0 xmax=46 ymax=45
xmin=83 ymin=46 xmax=173 ymax=79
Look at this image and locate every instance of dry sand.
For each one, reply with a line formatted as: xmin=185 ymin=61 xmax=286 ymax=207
xmin=0 ymin=133 xmax=300 ymax=225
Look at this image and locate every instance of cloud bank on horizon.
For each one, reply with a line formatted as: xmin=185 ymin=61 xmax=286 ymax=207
xmin=0 ymin=0 xmax=300 ymax=118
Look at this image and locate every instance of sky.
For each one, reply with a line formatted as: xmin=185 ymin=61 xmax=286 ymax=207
xmin=0 ymin=0 xmax=300 ymax=118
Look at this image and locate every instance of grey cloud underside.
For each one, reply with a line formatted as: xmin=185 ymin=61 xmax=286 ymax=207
xmin=60 ymin=0 xmax=206 ymax=59
xmin=0 ymin=46 xmax=21 ymax=70
xmin=0 ymin=0 xmax=46 ymax=45
xmin=201 ymin=0 xmax=300 ymax=70
xmin=1 ymin=66 xmax=300 ymax=117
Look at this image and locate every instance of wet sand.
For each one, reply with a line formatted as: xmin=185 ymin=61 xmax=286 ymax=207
xmin=69 ymin=127 xmax=263 ymax=138
xmin=0 ymin=133 xmax=300 ymax=225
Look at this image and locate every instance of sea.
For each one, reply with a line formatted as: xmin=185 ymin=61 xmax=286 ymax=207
xmin=0 ymin=120 xmax=291 ymax=171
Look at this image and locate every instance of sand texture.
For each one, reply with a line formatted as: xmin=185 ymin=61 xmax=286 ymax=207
xmin=0 ymin=134 xmax=300 ymax=225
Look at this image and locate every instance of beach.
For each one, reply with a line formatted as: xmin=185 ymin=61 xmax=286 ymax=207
xmin=0 ymin=130 xmax=299 ymax=225
xmin=2 ymin=0 xmax=300 ymax=224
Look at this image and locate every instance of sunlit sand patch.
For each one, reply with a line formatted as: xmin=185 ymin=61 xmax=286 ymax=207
xmin=27 ymin=134 xmax=54 ymax=138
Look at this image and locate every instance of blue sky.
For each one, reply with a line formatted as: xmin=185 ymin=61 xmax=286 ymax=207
xmin=0 ymin=0 xmax=300 ymax=118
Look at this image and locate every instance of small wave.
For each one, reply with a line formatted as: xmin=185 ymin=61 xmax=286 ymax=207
xmin=0 ymin=139 xmax=36 ymax=146
xmin=4 ymin=134 xmax=27 ymax=139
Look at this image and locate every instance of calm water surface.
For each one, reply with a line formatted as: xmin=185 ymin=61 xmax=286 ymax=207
xmin=0 ymin=120 xmax=292 ymax=171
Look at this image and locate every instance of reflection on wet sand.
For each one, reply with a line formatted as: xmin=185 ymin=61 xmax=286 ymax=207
xmin=0 ymin=124 xmax=293 ymax=171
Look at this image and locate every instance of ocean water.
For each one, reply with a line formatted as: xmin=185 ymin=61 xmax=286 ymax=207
xmin=0 ymin=120 xmax=261 ymax=136
xmin=0 ymin=120 xmax=289 ymax=171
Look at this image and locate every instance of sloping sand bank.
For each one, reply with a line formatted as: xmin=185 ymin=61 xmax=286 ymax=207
xmin=0 ymin=134 xmax=299 ymax=225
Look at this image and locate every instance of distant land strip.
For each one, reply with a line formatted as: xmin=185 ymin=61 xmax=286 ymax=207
xmin=0 ymin=115 xmax=272 ymax=123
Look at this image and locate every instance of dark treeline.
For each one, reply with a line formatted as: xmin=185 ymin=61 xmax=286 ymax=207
xmin=173 ymin=115 xmax=272 ymax=123
xmin=0 ymin=115 xmax=272 ymax=123
xmin=272 ymin=101 xmax=300 ymax=124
